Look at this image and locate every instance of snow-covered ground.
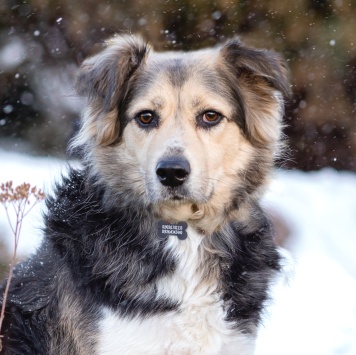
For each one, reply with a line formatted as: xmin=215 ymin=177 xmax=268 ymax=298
xmin=0 ymin=149 xmax=356 ymax=354
xmin=256 ymin=170 xmax=356 ymax=355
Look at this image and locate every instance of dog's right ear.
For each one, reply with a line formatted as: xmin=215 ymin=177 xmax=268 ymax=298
xmin=76 ymin=35 xmax=149 ymax=112
xmin=75 ymin=35 xmax=149 ymax=146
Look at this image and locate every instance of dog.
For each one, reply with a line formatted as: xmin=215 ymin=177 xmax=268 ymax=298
xmin=1 ymin=34 xmax=289 ymax=354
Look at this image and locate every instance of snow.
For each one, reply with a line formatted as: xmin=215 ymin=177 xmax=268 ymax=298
xmin=0 ymin=150 xmax=70 ymax=256
xmin=256 ymin=170 xmax=356 ymax=355
xmin=0 ymin=149 xmax=356 ymax=354
xmin=0 ymin=38 xmax=27 ymax=70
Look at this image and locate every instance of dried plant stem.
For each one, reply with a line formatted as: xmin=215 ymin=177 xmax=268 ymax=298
xmin=0 ymin=204 xmax=24 ymax=335
xmin=0 ymin=182 xmax=45 ymax=350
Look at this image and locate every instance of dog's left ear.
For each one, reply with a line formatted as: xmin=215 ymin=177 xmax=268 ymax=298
xmin=75 ymin=35 xmax=149 ymax=146
xmin=220 ymin=38 xmax=290 ymax=148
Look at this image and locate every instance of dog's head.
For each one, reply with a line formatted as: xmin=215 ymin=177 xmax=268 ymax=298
xmin=73 ymin=35 xmax=289 ymax=229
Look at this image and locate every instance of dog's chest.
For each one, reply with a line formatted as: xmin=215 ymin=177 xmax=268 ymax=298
xmin=96 ymin=228 xmax=254 ymax=355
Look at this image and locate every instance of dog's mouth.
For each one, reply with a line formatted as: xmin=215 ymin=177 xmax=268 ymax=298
xmin=162 ymin=188 xmax=191 ymax=202
xmin=172 ymin=195 xmax=184 ymax=201
xmin=157 ymin=185 xmax=213 ymax=205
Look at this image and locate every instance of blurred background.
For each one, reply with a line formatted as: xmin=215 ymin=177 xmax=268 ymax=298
xmin=1 ymin=1 xmax=356 ymax=354
xmin=0 ymin=0 xmax=356 ymax=170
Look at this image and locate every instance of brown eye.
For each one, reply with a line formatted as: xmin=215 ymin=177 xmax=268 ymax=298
xmin=202 ymin=111 xmax=222 ymax=124
xmin=138 ymin=112 xmax=154 ymax=124
xmin=135 ymin=110 xmax=159 ymax=128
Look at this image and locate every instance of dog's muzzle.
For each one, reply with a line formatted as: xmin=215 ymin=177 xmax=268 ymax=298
xmin=156 ymin=157 xmax=190 ymax=188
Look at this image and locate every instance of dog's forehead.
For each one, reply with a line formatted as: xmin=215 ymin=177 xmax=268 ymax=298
xmin=129 ymin=48 xmax=232 ymax=108
xmin=143 ymin=48 xmax=220 ymax=86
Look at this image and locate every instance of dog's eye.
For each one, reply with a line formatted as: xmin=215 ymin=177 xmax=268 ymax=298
xmin=138 ymin=112 xmax=154 ymax=124
xmin=135 ymin=111 xmax=158 ymax=128
xmin=198 ymin=110 xmax=223 ymax=128
xmin=202 ymin=111 xmax=221 ymax=123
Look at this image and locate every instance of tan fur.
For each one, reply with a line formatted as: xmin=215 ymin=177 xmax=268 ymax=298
xmin=69 ymin=34 xmax=289 ymax=355
xmin=48 ymin=271 xmax=97 ymax=355
xmin=73 ymin=35 xmax=150 ymax=147
xmin=238 ymin=75 xmax=284 ymax=149
xmin=73 ymin=34 xmax=288 ymax=232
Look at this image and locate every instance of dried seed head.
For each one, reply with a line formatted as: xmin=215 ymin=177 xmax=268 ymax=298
xmin=0 ymin=181 xmax=45 ymax=204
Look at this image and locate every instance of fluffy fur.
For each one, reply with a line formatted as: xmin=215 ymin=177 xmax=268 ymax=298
xmin=0 ymin=35 xmax=289 ymax=354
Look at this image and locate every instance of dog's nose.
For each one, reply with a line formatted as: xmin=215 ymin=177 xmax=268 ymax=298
xmin=156 ymin=158 xmax=191 ymax=187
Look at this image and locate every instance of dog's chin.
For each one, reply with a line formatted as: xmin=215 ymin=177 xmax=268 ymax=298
xmin=151 ymin=188 xmax=210 ymax=223
xmin=155 ymin=187 xmax=208 ymax=205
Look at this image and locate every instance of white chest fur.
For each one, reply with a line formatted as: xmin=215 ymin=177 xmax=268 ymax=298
xmin=96 ymin=228 xmax=255 ymax=355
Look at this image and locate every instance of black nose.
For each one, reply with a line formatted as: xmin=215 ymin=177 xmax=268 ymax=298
xmin=156 ymin=157 xmax=191 ymax=188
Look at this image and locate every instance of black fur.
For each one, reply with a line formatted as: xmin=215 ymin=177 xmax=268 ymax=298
xmin=0 ymin=36 xmax=286 ymax=354
xmin=219 ymin=210 xmax=280 ymax=332
xmin=44 ymin=169 xmax=178 ymax=316
xmin=0 ymin=254 xmax=51 ymax=354
xmin=0 ymin=168 xmax=280 ymax=353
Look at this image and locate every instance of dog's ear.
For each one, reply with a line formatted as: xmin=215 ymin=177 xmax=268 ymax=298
xmin=75 ymin=35 xmax=149 ymax=146
xmin=76 ymin=35 xmax=149 ymax=111
xmin=220 ymin=38 xmax=290 ymax=148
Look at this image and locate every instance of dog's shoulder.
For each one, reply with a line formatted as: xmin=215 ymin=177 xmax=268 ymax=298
xmin=0 ymin=244 xmax=57 ymax=354
xmin=0 ymin=169 xmax=89 ymax=353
